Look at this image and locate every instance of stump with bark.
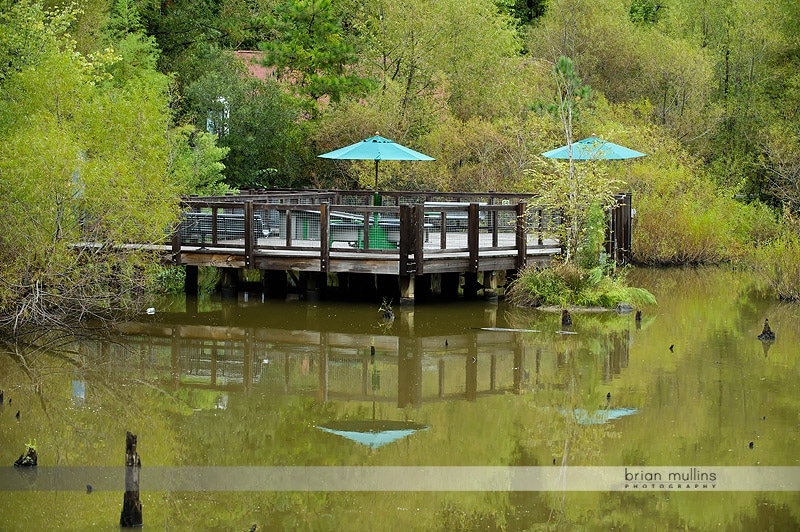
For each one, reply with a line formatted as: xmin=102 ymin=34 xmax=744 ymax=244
xmin=120 ymin=431 xmax=142 ymax=527
xmin=13 ymin=444 xmax=37 ymax=467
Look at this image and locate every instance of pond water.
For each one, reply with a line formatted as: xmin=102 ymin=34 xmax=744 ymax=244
xmin=0 ymin=267 xmax=799 ymax=531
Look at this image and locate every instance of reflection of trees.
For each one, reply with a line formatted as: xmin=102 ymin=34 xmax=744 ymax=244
xmin=0 ymin=332 xmax=196 ymax=530
xmin=0 ymin=310 xmax=638 ymax=530
xmin=0 ymin=332 xmax=190 ymax=467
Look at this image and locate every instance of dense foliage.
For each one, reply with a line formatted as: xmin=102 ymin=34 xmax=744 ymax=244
xmin=0 ymin=1 xmax=228 ymax=334
xmin=97 ymin=0 xmax=799 ymax=269
xmin=4 ymin=0 xmax=800 ymax=333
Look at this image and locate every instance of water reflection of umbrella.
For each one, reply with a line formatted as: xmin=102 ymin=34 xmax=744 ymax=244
xmin=318 ymin=135 xmax=435 ymax=191
xmin=542 ymin=137 xmax=646 ymax=160
xmin=317 ymin=420 xmax=429 ymax=449
xmin=567 ymin=407 xmax=639 ymax=425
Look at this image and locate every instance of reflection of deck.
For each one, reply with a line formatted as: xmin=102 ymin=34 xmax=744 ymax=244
xmin=115 ymin=321 xmax=531 ymax=405
xmin=111 ymin=317 xmax=630 ymax=406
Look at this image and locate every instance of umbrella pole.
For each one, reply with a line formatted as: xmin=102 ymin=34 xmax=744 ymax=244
xmin=373 ymin=160 xmax=381 ymax=207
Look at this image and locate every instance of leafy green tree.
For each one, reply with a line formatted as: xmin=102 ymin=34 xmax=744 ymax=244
xmin=629 ymin=0 xmax=664 ymax=25
xmin=171 ymin=127 xmax=233 ymax=195
xmin=656 ymin=0 xmax=789 ymax=191
xmin=259 ymin=0 xmax=372 ymax=115
xmin=183 ymin=46 xmax=307 ymax=188
xmin=525 ymin=0 xmax=643 ymax=104
xmin=0 ymin=1 xmax=181 ymax=336
xmin=529 ymin=56 xmax=603 ymax=263
xmin=134 ymin=0 xmax=273 ymax=72
xmin=635 ymin=31 xmax=717 ymax=143
xmin=496 ymin=0 xmax=547 ymax=27
xmin=352 ymin=0 xmax=522 ymax=121
xmin=526 ymin=0 xmax=717 ymax=148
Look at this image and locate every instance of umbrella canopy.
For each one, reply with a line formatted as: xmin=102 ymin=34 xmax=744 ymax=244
xmin=317 ymin=420 xmax=429 ymax=449
xmin=318 ymin=135 xmax=435 ymax=190
xmin=542 ymin=137 xmax=646 ymax=160
xmin=569 ymin=407 xmax=639 ymax=425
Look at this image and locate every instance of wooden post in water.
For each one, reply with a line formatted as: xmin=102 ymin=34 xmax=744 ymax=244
xmin=120 ymin=431 xmax=142 ymax=527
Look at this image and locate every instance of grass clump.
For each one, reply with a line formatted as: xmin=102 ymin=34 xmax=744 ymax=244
xmin=507 ymin=262 xmax=657 ymax=309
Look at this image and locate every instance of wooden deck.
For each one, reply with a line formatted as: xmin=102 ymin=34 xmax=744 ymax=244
xmin=169 ymin=190 xmax=562 ymax=275
xmin=161 ymin=190 xmax=631 ymax=302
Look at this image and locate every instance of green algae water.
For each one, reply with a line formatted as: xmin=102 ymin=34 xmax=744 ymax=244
xmin=0 ymin=267 xmax=798 ymax=531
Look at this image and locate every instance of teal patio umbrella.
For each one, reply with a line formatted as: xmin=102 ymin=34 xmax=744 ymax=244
xmin=318 ymin=135 xmax=435 ymax=191
xmin=317 ymin=420 xmax=429 ymax=449
xmin=568 ymin=407 xmax=639 ymax=425
xmin=542 ymin=137 xmax=646 ymax=160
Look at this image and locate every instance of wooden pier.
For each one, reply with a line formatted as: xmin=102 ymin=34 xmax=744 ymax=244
xmin=166 ymin=190 xmax=632 ymax=304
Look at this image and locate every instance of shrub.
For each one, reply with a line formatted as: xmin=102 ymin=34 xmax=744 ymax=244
xmin=507 ymin=262 xmax=656 ymax=308
xmin=750 ymin=213 xmax=800 ymax=300
xmin=632 ymin=161 xmax=779 ymax=265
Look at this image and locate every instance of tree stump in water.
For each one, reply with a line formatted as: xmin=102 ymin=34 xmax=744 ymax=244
xmin=13 ymin=444 xmax=37 ymax=467
xmin=561 ymin=309 xmax=573 ymax=327
xmin=757 ymin=318 xmax=775 ymax=342
xmin=120 ymin=431 xmax=143 ymax=527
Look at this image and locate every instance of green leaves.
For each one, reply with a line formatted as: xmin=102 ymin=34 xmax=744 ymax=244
xmin=0 ymin=1 xmax=181 ymax=333
xmin=182 ymin=48 xmax=306 ymax=188
xmin=259 ymin=0 xmax=371 ymax=111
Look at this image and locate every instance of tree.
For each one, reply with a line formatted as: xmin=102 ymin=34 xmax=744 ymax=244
xmin=525 ymin=0 xmax=643 ymax=104
xmin=539 ymin=56 xmax=599 ymax=263
xmin=170 ymin=127 xmax=233 ymax=195
xmin=352 ymin=0 xmax=523 ymax=121
xmin=259 ymin=0 xmax=372 ymax=116
xmin=655 ymin=0 xmax=788 ymax=189
xmin=182 ymin=46 xmax=307 ymax=189
xmin=0 ymin=1 xmax=181 ymax=337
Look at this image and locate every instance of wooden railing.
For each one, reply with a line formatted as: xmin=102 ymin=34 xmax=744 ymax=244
xmin=171 ymin=197 xmax=554 ymax=272
xmin=169 ymin=190 xmax=632 ymax=270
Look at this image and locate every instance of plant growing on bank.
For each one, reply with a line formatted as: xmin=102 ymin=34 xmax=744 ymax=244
xmin=630 ymin=156 xmax=780 ymax=265
xmin=506 ymin=262 xmax=656 ymax=309
xmin=523 ymin=58 xmax=627 ymax=269
xmin=750 ymin=212 xmax=800 ymax=301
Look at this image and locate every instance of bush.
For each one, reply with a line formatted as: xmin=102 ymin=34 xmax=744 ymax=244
xmin=506 ymin=262 xmax=657 ymax=309
xmin=631 ymin=161 xmax=779 ymax=265
xmin=750 ymin=214 xmax=800 ymax=300
xmin=148 ymin=266 xmax=186 ymax=294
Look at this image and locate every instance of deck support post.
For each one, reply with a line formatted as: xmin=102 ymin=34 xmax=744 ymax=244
xmin=399 ymin=274 xmax=415 ymax=306
xmin=483 ymin=270 xmax=498 ymax=303
xmin=220 ymin=267 xmax=239 ymax=300
xmin=303 ymin=272 xmax=321 ymax=302
xmin=463 ymin=272 xmax=479 ymax=300
xmin=185 ymin=265 xmax=199 ymax=296
xmin=185 ymin=265 xmax=199 ymax=313
xmin=516 ymin=202 xmax=528 ymax=270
